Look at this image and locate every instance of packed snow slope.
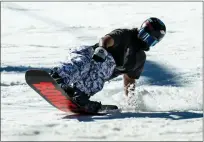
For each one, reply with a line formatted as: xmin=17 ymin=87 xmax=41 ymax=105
xmin=1 ymin=2 xmax=203 ymax=141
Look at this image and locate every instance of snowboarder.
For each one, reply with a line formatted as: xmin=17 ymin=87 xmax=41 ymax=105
xmin=50 ymin=17 xmax=166 ymax=113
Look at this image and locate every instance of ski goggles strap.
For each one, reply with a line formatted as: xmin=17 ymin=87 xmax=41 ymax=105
xmin=138 ymin=28 xmax=158 ymax=47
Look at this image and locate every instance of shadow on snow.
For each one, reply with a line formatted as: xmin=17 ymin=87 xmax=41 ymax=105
xmin=62 ymin=111 xmax=203 ymax=122
xmin=142 ymin=60 xmax=183 ymax=87
xmin=0 ymin=66 xmax=50 ymax=72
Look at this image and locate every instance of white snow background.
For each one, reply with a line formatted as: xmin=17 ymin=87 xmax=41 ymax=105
xmin=1 ymin=2 xmax=203 ymax=141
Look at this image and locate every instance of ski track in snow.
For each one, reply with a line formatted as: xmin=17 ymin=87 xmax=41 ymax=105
xmin=1 ymin=2 xmax=203 ymax=141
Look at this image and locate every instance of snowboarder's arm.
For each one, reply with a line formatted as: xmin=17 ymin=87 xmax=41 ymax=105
xmin=123 ymin=74 xmax=135 ymax=96
xmin=92 ymin=35 xmax=115 ymax=62
xmin=99 ymin=29 xmax=130 ymax=48
xmin=92 ymin=35 xmax=114 ymax=62
xmin=99 ymin=35 xmax=114 ymax=48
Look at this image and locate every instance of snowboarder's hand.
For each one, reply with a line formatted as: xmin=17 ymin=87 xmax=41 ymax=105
xmin=92 ymin=46 xmax=108 ymax=62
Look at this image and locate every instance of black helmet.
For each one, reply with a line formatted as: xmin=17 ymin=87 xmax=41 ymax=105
xmin=138 ymin=17 xmax=166 ymax=47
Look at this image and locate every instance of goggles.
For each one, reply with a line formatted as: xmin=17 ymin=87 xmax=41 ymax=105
xmin=138 ymin=28 xmax=158 ymax=47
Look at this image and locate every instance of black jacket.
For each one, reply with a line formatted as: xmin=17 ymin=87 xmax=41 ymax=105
xmin=92 ymin=28 xmax=147 ymax=80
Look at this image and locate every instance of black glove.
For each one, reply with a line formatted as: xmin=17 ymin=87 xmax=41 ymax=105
xmin=92 ymin=46 xmax=108 ymax=62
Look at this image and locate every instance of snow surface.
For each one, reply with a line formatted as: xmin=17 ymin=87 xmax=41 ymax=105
xmin=1 ymin=2 xmax=203 ymax=141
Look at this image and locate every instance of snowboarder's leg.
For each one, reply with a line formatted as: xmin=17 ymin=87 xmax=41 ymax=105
xmin=69 ymin=50 xmax=116 ymax=112
xmin=49 ymin=46 xmax=101 ymax=112
xmin=51 ymin=46 xmax=93 ymax=86
xmin=50 ymin=45 xmax=116 ymax=113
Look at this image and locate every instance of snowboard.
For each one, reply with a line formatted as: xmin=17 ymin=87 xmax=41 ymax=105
xmin=25 ymin=69 xmax=118 ymax=115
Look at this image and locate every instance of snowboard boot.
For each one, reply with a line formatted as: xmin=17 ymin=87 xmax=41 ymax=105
xmin=49 ymin=67 xmax=76 ymax=97
xmin=71 ymin=91 xmax=102 ymax=113
xmin=49 ymin=67 xmax=64 ymax=84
